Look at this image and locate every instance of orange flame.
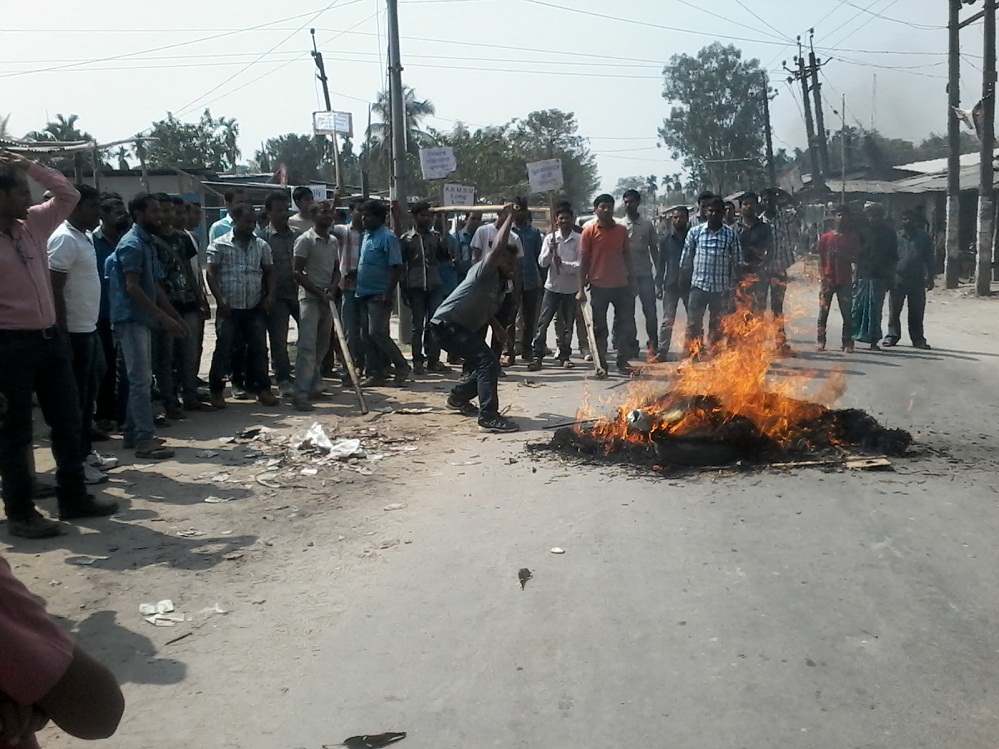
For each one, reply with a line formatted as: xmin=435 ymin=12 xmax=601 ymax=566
xmin=577 ymin=280 xmax=847 ymax=448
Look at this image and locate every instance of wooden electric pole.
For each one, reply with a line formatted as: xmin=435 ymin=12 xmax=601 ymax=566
xmin=311 ymin=28 xmax=342 ymax=189
xmin=977 ymin=0 xmax=996 ymax=296
xmin=786 ymin=43 xmax=825 ymax=191
xmin=761 ymin=72 xmax=778 ymax=188
xmin=946 ymin=0 xmax=963 ymax=289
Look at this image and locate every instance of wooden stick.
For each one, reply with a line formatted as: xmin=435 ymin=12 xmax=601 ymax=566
xmin=328 ymin=299 xmax=368 ymax=415
xmin=577 ymin=298 xmax=607 ymax=378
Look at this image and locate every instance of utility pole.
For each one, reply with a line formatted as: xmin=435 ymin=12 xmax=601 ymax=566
xmin=809 ymin=31 xmax=832 ymax=176
xmin=761 ymin=72 xmax=777 ymax=187
xmin=977 ymin=0 xmax=996 ymax=296
xmin=785 ymin=42 xmax=824 ymax=191
xmin=386 ymin=0 xmax=409 ymax=214
xmin=946 ymin=0 xmax=963 ymax=289
xmin=311 ymin=28 xmax=342 ymax=189
xmin=840 ymin=94 xmax=847 ymax=206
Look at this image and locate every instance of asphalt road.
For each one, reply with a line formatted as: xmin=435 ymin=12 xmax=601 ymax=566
xmin=250 ymin=283 xmax=999 ymax=749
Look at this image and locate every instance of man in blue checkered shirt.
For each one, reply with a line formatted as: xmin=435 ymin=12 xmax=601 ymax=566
xmin=680 ymin=196 xmax=741 ymax=357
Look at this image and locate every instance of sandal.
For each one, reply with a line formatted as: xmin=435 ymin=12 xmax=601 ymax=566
xmin=561 ymin=360 xmax=575 ymax=369
xmin=134 ymin=441 xmax=175 ymax=460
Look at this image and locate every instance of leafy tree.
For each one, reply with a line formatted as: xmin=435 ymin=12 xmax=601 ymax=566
xmin=613 ymin=175 xmax=648 ymax=199
xmin=0 ymin=114 xmax=10 ymax=140
xmin=368 ymin=86 xmax=438 ymax=184
xmin=24 ymin=114 xmax=94 ymax=175
xmin=659 ymin=43 xmax=767 ymax=194
xmin=255 ymin=134 xmax=324 ymax=183
xmin=508 ymin=109 xmax=599 ymax=209
xmin=146 ymin=109 xmax=237 ymax=171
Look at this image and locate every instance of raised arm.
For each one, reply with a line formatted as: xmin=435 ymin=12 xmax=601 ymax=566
xmin=0 ymin=152 xmax=80 ymax=239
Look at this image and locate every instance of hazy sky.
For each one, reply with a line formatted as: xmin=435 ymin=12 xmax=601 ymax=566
xmin=0 ymin=0 xmax=985 ymax=194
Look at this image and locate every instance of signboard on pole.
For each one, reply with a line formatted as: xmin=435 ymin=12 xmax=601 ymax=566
xmin=308 ymin=184 xmax=328 ymax=201
xmin=442 ymin=183 xmax=475 ymax=207
xmin=527 ymin=159 xmax=564 ymax=193
xmin=419 ymin=147 xmax=457 ymax=180
xmin=312 ymin=111 xmax=354 ymax=137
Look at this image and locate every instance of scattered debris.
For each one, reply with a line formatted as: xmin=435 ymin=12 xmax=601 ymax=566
xmin=394 ymin=407 xmax=433 ymax=415
xmin=450 ymin=460 xmax=481 ymax=466
xmin=329 ymin=438 xmax=363 ymax=458
xmin=204 ymin=495 xmax=233 ymax=504
xmin=383 ymin=503 xmax=406 ymax=511
xmin=164 ymin=632 xmax=193 ymax=646
xmin=255 ymin=472 xmax=282 ymax=488
xmin=334 ymin=732 xmax=407 ymax=749
xmin=176 ymin=529 xmax=204 ymax=538
xmin=518 ymin=568 xmax=532 ymax=589
xmin=378 ymin=538 xmax=400 ymax=549
xmin=518 ymin=379 xmax=543 ymax=388
xmin=238 ymin=425 xmax=275 ymax=440
xmin=550 ymin=547 xmax=565 ymax=555
xmin=195 ymin=449 xmax=219 ymax=459
xmin=67 ymin=556 xmax=107 ymax=566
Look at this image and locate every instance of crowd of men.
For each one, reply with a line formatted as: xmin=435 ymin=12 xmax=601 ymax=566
xmin=0 ymin=149 xmax=937 ymax=540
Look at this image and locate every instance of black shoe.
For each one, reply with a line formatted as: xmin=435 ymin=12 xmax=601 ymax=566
xmin=616 ymin=363 xmax=636 ymax=375
xmin=412 ymin=362 xmax=426 ymax=375
xmin=59 ymin=495 xmax=119 ymax=521
xmin=393 ymin=365 xmax=412 ymax=386
xmin=361 ymin=375 xmax=387 ymax=388
xmin=428 ymin=361 xmax=450 ymax=373
xmin=7 ymin=510 xmax=65 ymax=539
xmin=446 ymin=395 xmax=479 ymax=417
xmin=913 ymin=341 xmax=932 ymax=350
xmin=478 ymin=414 xmax=519 ymax=433
xmin=653 ymin=351 xmax=669 ymax=363
xmin=882 ymin=336 xmax=899 ymax=348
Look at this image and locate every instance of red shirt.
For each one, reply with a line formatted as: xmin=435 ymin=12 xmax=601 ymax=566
xmin=580 ymin=222 xmax=630 ymax=289
xmin=817 ymin=230 xmax=860 ymax=286
xmin=0 ymin=163 xmax=79 ymax=330
xmin=0 ymin=555 xmax=75 ymax=749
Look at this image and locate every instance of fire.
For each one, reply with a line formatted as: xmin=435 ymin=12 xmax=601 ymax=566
xmin=577 ymin=283 xmax=847 ymax=449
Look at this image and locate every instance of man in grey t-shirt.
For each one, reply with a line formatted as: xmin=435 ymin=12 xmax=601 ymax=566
xmin=292 ymin=201 xmax=340 ymax=410
xmin=431 ymin=206 xmax=520 ymax=434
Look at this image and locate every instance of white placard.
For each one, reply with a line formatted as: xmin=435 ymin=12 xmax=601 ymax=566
xmin=527 ymin=158 xmax=564 ymax=193
xmin=309 ymin=184 xmax=328 ymax=201
xmin=313 ymin=111 xmax=354 ymax=137
xmin=419 ymin=147 xmax=457 ymax=180
xmin=442 ymin=183 xmax=475 ymax=207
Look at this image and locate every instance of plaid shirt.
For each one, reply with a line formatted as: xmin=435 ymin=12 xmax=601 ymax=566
xmin=680 ymin=223 xmax=741 ymax=292
xmin=765 ymin=211 xmax=795 ymax=272
xmin=207 ymin=231 xmax=273 ymax=310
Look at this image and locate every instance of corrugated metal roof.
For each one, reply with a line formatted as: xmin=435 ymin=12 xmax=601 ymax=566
xmin=0 ymin=137 xmax=95 ymax=155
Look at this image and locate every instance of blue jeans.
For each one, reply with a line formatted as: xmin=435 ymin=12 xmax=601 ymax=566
xmin=358 ymin=295 xmax=408 ymax=376
xmin=341 ymin=288 xmax=365 ymax=374
xmin=407 ymin=287 xmax=444 ymax=365
xmin=0 ymin=328 xmax=87 ymax=520
xmin=431 ymin=322 xmax=500 ymax=417
xmin=295 ymin=296 xmax=333 ymax=395
xmin=210 ymin=307 xmax=270 ymax=394
xmin=116 ymin=321 xmax=156 ymax=445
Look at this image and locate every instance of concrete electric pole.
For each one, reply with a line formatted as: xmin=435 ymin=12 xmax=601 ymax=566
xmin=946 ymin=0 xmax=963 ymax=289
xmin=311 ymin=28 xmax=343 ymax=190
xmin=386 ymin=0 xmax=409 ymax=213
xmin=761 ymin=72 xmax=778 ymax=188
xmin=977 ymin=0 xmax=996 ymax=296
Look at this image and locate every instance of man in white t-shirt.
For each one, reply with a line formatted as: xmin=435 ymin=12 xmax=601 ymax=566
xmin=47 ymin=184 xmax=106 ymax=485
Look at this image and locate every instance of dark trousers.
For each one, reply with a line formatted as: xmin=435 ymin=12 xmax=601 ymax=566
xmin=491 ymin=293 xmax=517 ymax=359
xmin=628 ymin=276 xmax=659 ymax=354
xmin=532 ymin=290 xmax=576 ymax=361
xmin=432 ymin=323 xmax=500 ymax=417
xmin=590 ymin=285 xmax=636 ymax=369
xmin=407 ymin=287 xmax=444 ymax=366
xmin=0 ymin=329 xmax=86 ymax=521
xmin=685 ymin=287 xmax=727 ymax=355
xmin=95 ymin=317 xmax=117 ymax=422
xmin=69 ymin=331 xmax=103 ymax=458
xmin=887 ymin=285 xmax=927 ymax=344
xmin=757 ymin=270 xmax=789 ymax=347
xmin=516 ymin=287 xmax=541 ymax=357
xmin=341 ymin=289 xmax=365 ymax=375
xmin=267 ymin=297 xmax=299 ymax=384
xmin=210 ymin=307 xmax=270 ymax=394
xmin=658 ymin=286 xmax=688 ymax=356
xmin=818 ymin=282 xmax=853 ymax=346
xmin=358 ymin=295 xmax=408 ymax=375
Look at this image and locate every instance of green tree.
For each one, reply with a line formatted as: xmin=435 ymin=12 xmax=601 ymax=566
xmin=613 ymin=175 xmax=648 ymax=199
xmin=659 ymin=43 xmax=767 ymax=194
xmin=368 ymin=86 xmax=438 ymax=187
xmin=0 ymin=114 xmax=10 ymax=140
xmin=508 ymin=109 xmax=599 ymax=209
xmin=146 ymin=109 xmax=237 ymax=171
xmin=255 ymin=134 xmax=324 ymax=184
xmin=25 ymin=114 xmax=94 ymax=175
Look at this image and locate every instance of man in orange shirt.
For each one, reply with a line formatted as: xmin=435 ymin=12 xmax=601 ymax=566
xmin=578 ymin=194 xmax=635 ymax=376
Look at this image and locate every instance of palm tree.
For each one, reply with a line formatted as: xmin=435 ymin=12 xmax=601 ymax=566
xmin=368 ymin=86 xmax=437 ymax=162
xmin=25 ymin=113 xmax=90 ymax=143
xmin=645 ymin=175 xmax=658 ymax=204
xmin=219 ymin=116 xmax=240 ymax=170
xmin=115 ymin=146 xmax=130 ymax=171
xmin=0 ymin=114 xmax=11 ymax=141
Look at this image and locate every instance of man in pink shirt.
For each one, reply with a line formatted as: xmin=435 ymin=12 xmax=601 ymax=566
xmin=0 ymin=151 xmax=118 ymax=539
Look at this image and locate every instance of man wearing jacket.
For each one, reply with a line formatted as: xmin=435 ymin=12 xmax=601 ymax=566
xmin=885 ymin=209 xmax=935 ymax=349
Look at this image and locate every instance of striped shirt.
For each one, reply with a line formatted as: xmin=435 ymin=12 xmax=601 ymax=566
xmin=680 ymin=223 xmax=741 ymax=293
xmin=765 ymin=211 xmax=795 ymax=272
xmin=207 ymin=231 xmax=273 ymax=310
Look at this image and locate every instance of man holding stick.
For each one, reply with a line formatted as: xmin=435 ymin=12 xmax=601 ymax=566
xmin=431 ymin=205 xmax=520 ymax=433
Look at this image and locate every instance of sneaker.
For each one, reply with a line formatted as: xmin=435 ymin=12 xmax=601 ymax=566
xmin=428 ymin=361 xmax=450 ymax=373
xmin=293 ymin=396 xmax=315 ymax=412
xmin=123 ymin=435 xmax=166 ymax=449
xmin=412 ymin=362 xmax=426 ymax=375
xmin=393 ymin=365 xmax=412 ymax=386
xmin=7 ymin=510 xmax=65 ymax=539
xmin=478 ymin=414 xmax=519 ymax=433
xmin=164 ymin=405 xmax=186 ymax=421
xmin=232 ymin=387 xmax=252 ymax=400
xmin=154 ymin=414 xmax=172 ymax=428
xmin=59 ymin=495 xmax=119 ymax=521
xmin=209 ymin=392 xmax=227 ymax=409
xmin=361 ymin=375 xmax=387 ymax=388
xmin=257 ymin=390 xmax=279 ymax=407
xmin=653 ymin=350 xmax=670 ymax=363
xmin=882 ymin=336 xmax=899 ymax=348
xmin=583 ymin=352 xmax=593 ymax=362
xmin=616 ymin=363 xmax=636 ymax=375
xmin=277 ymin=380 xmax=295 ymax=398
xmin=87 ymin=451 xmax=119 ymax=469
xmin=134 ymin=440 xmax=175 ymax=460
xmin=527 ymin=358 xmax=543 ymax=372
xmin=913 ymin=341 xmax=932 ymax=350
xmin=83 ymin=464 xmax=109 ymax=485
xmin=446 ymin=395 xmax=479 ymax=417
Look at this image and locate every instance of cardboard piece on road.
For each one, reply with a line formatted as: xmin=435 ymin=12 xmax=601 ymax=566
xmin=527 ymin=158 xmax=564 ymax=193
xmin=442 ymin=183 xmax=475 ymax=207
xmin=419 ymin=147 xmax=457 ymax=180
